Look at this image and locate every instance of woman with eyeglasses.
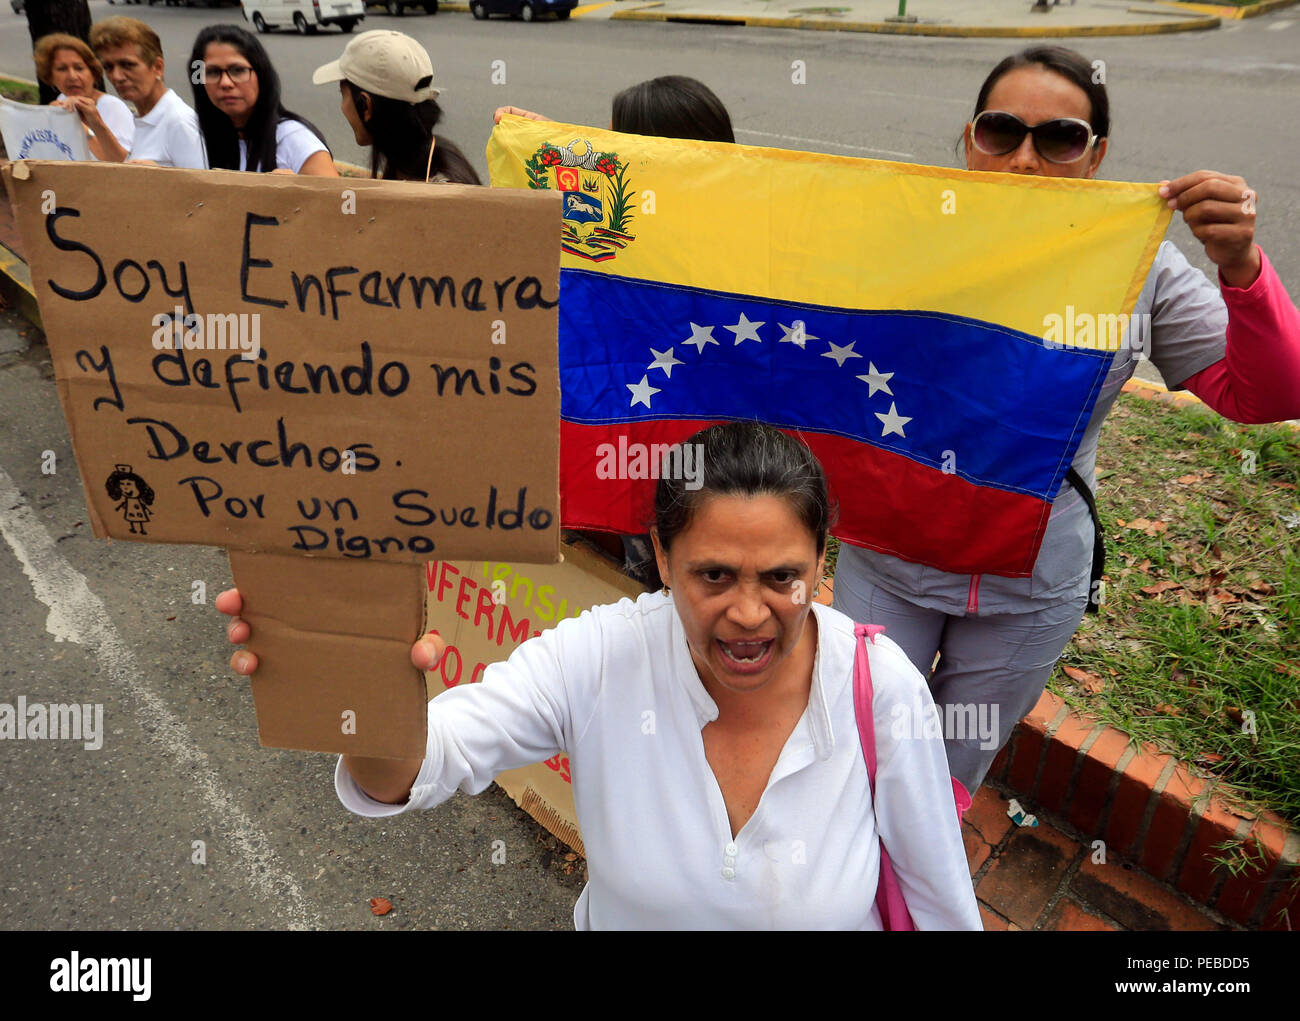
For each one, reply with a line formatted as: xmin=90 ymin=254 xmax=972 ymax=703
xmin=191 ymin=25 xmax=336 ymax=177
xmin=831 ymin=45 xmax=1300 ymax=796
xmin=87 ymin=17 xmax=205 ymax=169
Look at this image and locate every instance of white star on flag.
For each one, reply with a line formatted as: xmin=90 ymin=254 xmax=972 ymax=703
xmin=684 ymin=322 xmax=719 ymax=353
xmin=856 ymin=362 xmax=894 ymax=397
xmin=875 ymin=402 xmax=912 ymax=438
xmin=778 ymin=322 xmax=818 ymax=349
xmin=627 ymin=375 xmax=661 ymax=409
xmin=822 ymin=341 xmax=862 ymax=367
xmin=647 ymin=347 xmax=684 ymax=378
xmin=726 ymin=312 xmax=765 ymax=345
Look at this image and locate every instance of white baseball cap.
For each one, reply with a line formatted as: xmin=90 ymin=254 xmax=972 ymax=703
xmin=312 ymin=30 xmax=440 ymax=103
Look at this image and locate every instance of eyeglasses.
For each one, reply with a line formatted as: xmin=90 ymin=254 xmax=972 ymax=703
xmin=203 ymin=64 xmax=255 ymax=85
xmin=970 ymin=110 xmax=1097 ymax=165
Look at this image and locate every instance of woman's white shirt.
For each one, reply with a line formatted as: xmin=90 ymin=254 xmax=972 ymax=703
xmin=234 ymin=119 xmax=328 ymax=172
xmin=57 ymin=92 xmax=135 ymax=157
xmin=335 ymin=592 xmax=981 ymax=930
xmin=127 ymin=88 xmax=204 ymax=169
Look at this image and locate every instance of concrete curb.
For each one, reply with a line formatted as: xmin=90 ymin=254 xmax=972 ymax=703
xmin=0 ymin=236 xmax=40 ymax=331
xmin=608 ymin=8 xmax=1221 ymax=37
xmin=1160 ymin=0 xmax=1297 ymax=17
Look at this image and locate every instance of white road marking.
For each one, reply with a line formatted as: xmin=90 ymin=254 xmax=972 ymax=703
xmin=735 ymin=128 xmax=914 ymax=158
xmin=1267 ymin=19 xmax=1294 ymax=30
xmin=0 ymin=463 xmax=321 ymax=930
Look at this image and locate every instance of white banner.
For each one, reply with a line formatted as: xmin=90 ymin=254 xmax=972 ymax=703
xmin=0 ymin=96 xmax=91 ymax=162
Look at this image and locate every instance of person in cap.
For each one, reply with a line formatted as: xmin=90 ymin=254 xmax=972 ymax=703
xmin=312 ymin=31 xmax=479 ymax=184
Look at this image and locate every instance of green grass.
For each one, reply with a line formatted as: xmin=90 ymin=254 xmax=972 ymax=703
xmin=1055 ymin=392 xmax=1299 ymax=826
xmin=0 ymin=76 xmax=38 ymax=105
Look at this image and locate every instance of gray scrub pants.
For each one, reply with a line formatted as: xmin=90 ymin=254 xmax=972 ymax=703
xmin=832 ymin=569 xmax=1090 ymax=793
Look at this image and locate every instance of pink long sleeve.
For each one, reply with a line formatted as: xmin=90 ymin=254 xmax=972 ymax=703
xmin=1180 ymin=248 xmax=1300 ymax=424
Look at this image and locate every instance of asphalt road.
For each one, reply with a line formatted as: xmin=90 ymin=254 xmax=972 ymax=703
xmin=0 ymin=5 xmax=1297 ymax=930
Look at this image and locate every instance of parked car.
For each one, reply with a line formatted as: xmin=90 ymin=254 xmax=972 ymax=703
xmin=241 ymin=0 xmax=366 ymax=32
xmin=470 ymin=0 xmax=575 ymax=19
xmin=365 ymin=0 xmax=438 ymax=14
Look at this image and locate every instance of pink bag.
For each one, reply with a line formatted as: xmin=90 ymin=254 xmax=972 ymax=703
xmin=852 ymin=622 xmax=972 ymax=931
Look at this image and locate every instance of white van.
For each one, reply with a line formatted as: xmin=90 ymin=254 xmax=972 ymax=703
xmin=241 ymin=0 xmax=366 ymax=34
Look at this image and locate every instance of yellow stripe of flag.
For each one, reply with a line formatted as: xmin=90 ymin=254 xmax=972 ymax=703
xmin=487 ymin=116 xmax=1171 ymax=346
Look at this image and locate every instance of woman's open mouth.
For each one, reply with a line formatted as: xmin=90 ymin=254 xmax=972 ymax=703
xmin=716 ymin=637 xmax=775 ymax=673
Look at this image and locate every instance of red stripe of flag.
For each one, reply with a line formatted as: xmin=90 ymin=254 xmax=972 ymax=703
xmin=561 ymin=420 xmax=1050 ymax=577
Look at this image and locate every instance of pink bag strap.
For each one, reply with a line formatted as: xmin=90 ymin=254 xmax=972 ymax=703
xmin=852 ymin=622 xmax=887 ymax=791
xmin=852 ymin=622 xmax=972 ymax=931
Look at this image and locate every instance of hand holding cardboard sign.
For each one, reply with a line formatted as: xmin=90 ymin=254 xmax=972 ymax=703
xmin=217 ymin=586 xmax=430 ymax=803
xmin=217 ymin=587 xmax=446 ymax=677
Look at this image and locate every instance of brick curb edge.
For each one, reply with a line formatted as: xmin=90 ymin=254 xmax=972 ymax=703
xmin=986 ymin=377 xmax=1297 ymax=930
xmin=989 ymin=691 xmax=1298 ymax=929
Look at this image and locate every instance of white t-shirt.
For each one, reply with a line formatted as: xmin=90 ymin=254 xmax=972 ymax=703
xmin=128 ymin=88 xmax=204 ymax=169
xmin=235 ymin=118 xmax=328 ymax=173
xmin=57 ymin=92 xmax=135 ymax=157
xmin=335 ymin=593 xmax=981 ymax=930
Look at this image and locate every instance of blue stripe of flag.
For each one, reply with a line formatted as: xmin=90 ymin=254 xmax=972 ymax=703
xmin=558 ymin=268 xmax=1111 ymax=500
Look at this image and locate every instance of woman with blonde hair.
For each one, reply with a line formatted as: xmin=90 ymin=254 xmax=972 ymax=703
xmin=81 ymin=16 xmax=204 ymax=168
xmin=35 ymin=33 xmax=134 ymax=161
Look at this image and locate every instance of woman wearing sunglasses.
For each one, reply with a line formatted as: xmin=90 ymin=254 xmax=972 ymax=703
xmin=191 ymin=25 xmax=336 ymax=176
xmin=832 ymin=45 xmax=1300 ymax=795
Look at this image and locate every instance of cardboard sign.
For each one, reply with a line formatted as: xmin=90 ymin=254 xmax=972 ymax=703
xmin=228 ymin=550 xmax=428 ymax=759
xmin=2 ymin=161 xmax=561 ymax=565
xmin=424 ymin=544 xmax=646 ymax=854
xmin=0 ymin=98 xmax=91 ymax=162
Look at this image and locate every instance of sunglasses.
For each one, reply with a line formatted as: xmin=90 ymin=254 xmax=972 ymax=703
xmin=970 ymin=110 xmax=1097 ymax=165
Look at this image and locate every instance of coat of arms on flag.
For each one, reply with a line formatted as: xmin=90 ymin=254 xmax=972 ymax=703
xmin=523 ymin=137 xmax=636 ymax=262
xmin=489 ymin=117 xmax=1171 ymax=578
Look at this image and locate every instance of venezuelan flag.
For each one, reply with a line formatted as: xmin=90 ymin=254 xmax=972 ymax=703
xmin=487 ymin=118 xmax=1171 ymax=577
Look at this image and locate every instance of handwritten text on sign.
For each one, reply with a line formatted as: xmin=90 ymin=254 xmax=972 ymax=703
xmin=423 ymin=550 xmax=644 ymax=842
xmin=6 ymin=162 xmax=562 ymax=564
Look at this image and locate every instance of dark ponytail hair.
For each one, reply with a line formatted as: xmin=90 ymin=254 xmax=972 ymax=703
xmin=970 ymin=46 xmax=1110 ymax=140
xmin=345 ymin=82 xmax=480 ymax=184
xmin=612 ymin=75 xmax=734 ymax=144
xmin=191 ymin=24 xmax=329 ymax=173
xmin=653 ymin=422 xmax=834 ymax=556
